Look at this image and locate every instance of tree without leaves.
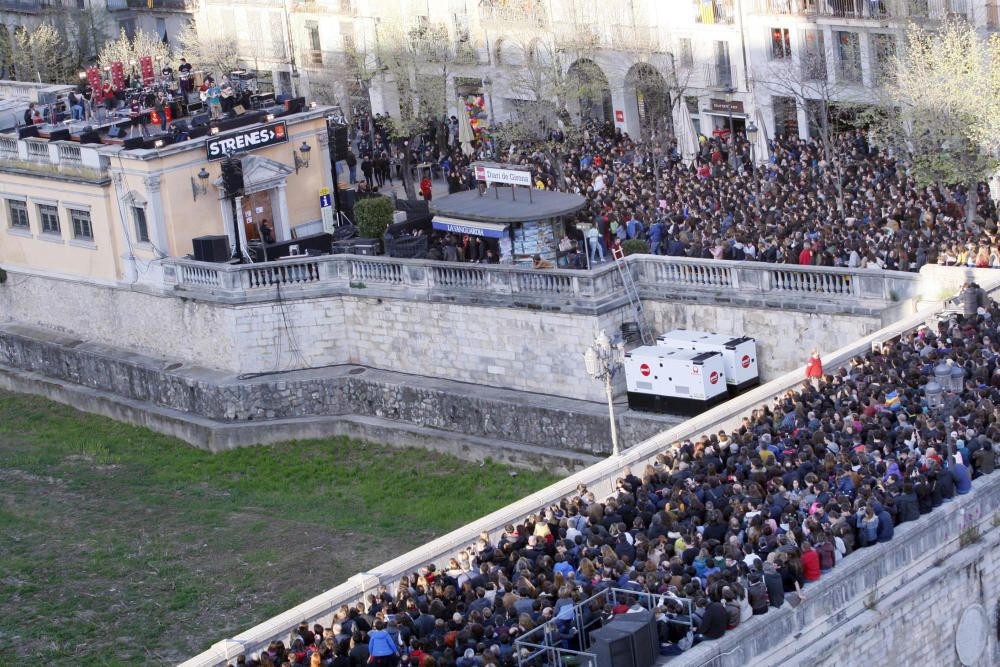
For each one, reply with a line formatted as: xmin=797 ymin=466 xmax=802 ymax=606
xmin=375 ymin=19 xmax=452 ymax=200
xmin=98 ymin=27 xmax=171 ymax=73
xmin=754 ymin=30 xmax=864 ymax=213
xmin=174 ymin=20 xmax=239 ymax=77
xmin=868 ymin=20 xmax=997 ymax=226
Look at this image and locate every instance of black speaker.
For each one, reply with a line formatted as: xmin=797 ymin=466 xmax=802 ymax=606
xmin=123 ymin=136 xmax=145 ymax=149
xmin=284 ymin=96 xmax=305 ymax=114
xmin=331 ymin=125 xmax=349 ymax=161
xmin=18 ymin=125 xmax=39 ymax=139
xmin=79 ymin=130 xmax=102 ymax=144
xmin=48 ymin=128 xmax=70 ymax=141
xmin=106 ymin=125 xmax=122 ymax=138
xmin=190 ymin=113 xmax=209 ymax=128
xmin=609 ymin=610 xmax=658 ymax=667
xmin=232 ymin=104 xmax=246 ymax=116
xmin=220 ymin=157 xmax=244 ymax=196
xmin=188 ymin=126 xmax=209 ymax=139
xmin=192 ymin=235 xmax=230 ymax=263
xmin=339 ymin=188 xmax=356 ymax=211
xmin=590 ymin=625 xmax=636 ymax=667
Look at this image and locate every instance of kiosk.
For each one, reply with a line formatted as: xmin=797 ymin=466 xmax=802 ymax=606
xmin=430 ymin=163 xmax=586 ymax=265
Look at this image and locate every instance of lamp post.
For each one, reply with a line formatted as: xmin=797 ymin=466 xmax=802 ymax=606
xmin=584 ymin=330 xmax=626 ymax=457
xmin=745 ymin=120 xmax=760 ymax=211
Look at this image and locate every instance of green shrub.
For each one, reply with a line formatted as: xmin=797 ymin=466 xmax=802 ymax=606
xmin=621 ymin=239 xmax=650 ymax=256
xmin=354 ymin=196 xmax=395 ymax=242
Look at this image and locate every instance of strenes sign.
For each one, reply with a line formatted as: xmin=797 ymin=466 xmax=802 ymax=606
xmin=206 ymin=121 xmax=288 ymax=161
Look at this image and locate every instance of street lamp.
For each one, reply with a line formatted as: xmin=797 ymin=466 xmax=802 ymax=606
xmin=745 ymin=120 xmax=760 ymax=210
xmin=293 ymin=141 xmax=312 ymax=173
xmin=584 ymin=330 xmax=626 ymax=457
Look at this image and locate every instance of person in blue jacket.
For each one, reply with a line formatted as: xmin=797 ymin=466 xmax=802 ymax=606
xmin=367 ymin=619 xmax=399 ymax=667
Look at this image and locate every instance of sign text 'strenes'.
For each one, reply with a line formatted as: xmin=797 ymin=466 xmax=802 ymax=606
xmin=206 ymin=121 xmax=289 ymax=161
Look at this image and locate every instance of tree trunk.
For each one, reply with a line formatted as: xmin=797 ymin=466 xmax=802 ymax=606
xmin=401 ymin=138 xmax=417 ymax=201
xmin=966 ymin=181 xmax=979 ymax=230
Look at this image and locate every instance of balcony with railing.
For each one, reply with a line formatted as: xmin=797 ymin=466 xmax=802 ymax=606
xmin=106 ymin=0 xmax=197 ymax=11
xmin=815 ymin=0 xmax=968 ymax=19
xmin=0 ymin=135 xmax=108 ymax=182
xmin=755 ymin=0 xmax=817 ymax=13
xmin=704 ymin=62 xmax=735 ymax=89
xmin=694 ymin=0 xmax=735 ymax=24
xmin=158 ymin=253 xmax=920 ymax=312
xmin=0 ymin=0 xmax=49 ymax=13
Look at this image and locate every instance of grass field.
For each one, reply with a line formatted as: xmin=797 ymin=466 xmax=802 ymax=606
xmin=0 ymin=390 xmax=560 ymax=666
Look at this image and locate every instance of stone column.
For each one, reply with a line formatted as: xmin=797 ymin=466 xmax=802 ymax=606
xmin=111 ymin=172 xmax=137 ymax=282
xmin=143 ymin=174 xmax=169 ymax=256
xmin=275 ymin=181 xmax=291 ymax=241
xmin=317 ymin=129 xmax=334 ymax=194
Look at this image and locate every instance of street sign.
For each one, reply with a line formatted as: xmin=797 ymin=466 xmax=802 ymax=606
xmin=640 ymin=363 xmax=651 ymax=377
xmin=320 ymin=186 xmax=335 ymax=234
xmin=473 ymin=164 xmax=532 ymax=187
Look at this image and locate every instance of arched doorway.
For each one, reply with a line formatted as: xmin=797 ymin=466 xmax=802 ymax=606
xmin=566 ymin=58 xmax=612 ymax=124
xmin=625 ymin=62 xmax=670 ymax=139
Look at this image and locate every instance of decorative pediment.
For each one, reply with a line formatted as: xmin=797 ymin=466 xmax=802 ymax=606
xmin=212 ymin=155 xmax=294 ymax=195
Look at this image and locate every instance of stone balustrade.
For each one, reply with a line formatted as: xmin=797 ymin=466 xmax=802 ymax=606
xmin=176 ymin=271 xmax=1000 ymax=667
xmin=160 ymin=253 xmax=922 ymax=312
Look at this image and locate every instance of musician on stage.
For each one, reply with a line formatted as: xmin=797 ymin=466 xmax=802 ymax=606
xmin=204 ymin=78 xmax=223 ymax=121
xmin=178 ymin=57 xmax=193 ymax=94
xmin=154 ymin=91 xmax=168 ymax=132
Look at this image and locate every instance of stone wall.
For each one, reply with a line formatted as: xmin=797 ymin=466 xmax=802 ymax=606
xmin=0 ymin=270 xmax=887 ymax=403
xmin=0 ymin=323 xmax=677 ymax=455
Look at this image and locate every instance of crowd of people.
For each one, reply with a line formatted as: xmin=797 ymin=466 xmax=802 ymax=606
xmin=526 ymin=123 xmax=999 ymax=271
xmin=231 ymin=299 xmax=1000 ymax=667
xmin=342 ymin=113 xmax=1000 ymax=273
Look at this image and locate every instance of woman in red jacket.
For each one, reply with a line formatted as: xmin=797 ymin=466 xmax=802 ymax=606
xmin=805 ymin=350 xmax=823 ymax=382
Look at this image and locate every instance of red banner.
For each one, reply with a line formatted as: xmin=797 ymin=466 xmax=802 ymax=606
xmin=111 ymin=61 xmax=125 ymax=90
xmin=140 ymin=55 xmax=155 ymax=85
xmin=86 ymin=66 xmax=101 ymax=94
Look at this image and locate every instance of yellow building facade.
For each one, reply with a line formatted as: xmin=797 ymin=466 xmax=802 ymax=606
xmin=0 ymin=107 xmax=335 ymax=284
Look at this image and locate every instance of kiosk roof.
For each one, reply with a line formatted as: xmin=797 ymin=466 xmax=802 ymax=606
xmin=431 ymin=187 xmax=587 ymax=223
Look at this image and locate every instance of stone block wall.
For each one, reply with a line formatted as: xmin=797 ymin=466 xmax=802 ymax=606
xmin=0 ymin=324 xmax=676 ymax=454
xmin=0 ymin=270 xmax=885 ymax=403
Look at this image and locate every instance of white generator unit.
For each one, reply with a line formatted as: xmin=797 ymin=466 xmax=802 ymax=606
xmin=656 ymin=329 xmax=759 ymax=394
xmin=624 ymin=345 xmax=729 ymax=415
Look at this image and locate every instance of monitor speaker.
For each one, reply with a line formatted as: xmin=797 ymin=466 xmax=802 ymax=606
xmin=232 ymin=104 xmax=246 ymax=116
xmin=79 ymin=130 xmax=102 ymax=144
xmin=106 ymin=125 xmax=122 ymax=138
xmin=192 ymin=235 xmax=230 ymax=263
xmin=48 ymin=128 xmax=71 ymax=142
xmin=188 ymin=126 xmax=208 ymax=139
xmin=190 ymin=113 xmax=210 ymax=128
xmin=18 ymin=125 xmax=39 ymax=139
xmin=284 ymin=96 xmax=305 ymax=114
xmin=123 ymin=136 xmax=145 ymax=149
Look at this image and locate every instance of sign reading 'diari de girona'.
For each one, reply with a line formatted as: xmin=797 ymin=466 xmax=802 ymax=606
xmin=206 ymin=121 xmax=289 ymax=161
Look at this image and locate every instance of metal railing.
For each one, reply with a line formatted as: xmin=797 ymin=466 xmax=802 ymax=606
xmin=704 ymin=62 xmax=734 ymax=89
xmin=515 ymin=588 xmax=694 ymax=667
xmin=755 ymin=0 xmax=817 ymax=13
xmin=160 ymin=254 xmax=920 ymax=307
